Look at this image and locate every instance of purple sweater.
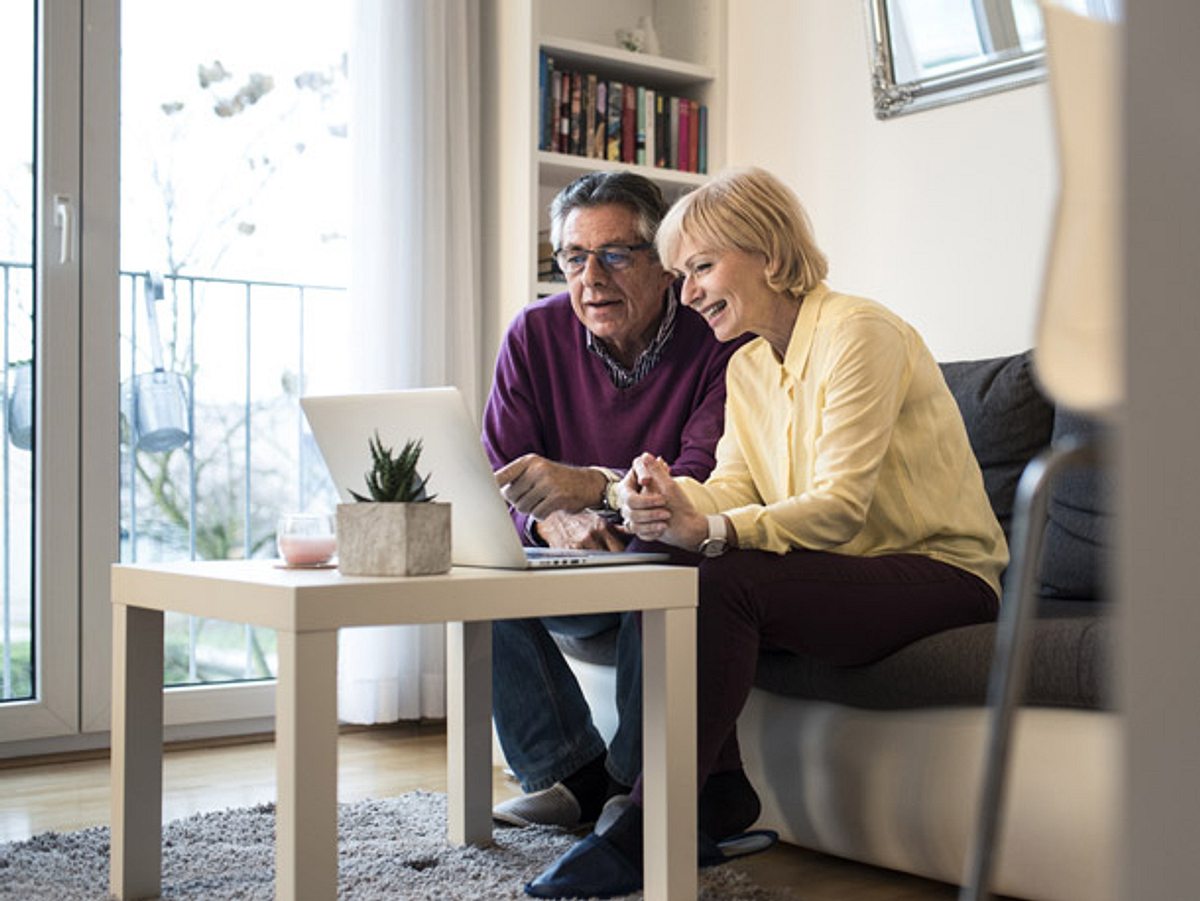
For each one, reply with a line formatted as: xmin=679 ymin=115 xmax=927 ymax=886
xmin=483 ymin=291 xmax=744 ymax=544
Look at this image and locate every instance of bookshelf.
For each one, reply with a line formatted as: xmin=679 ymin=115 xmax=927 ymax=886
xmin=481 ymin=0 xmax=727 ymax=355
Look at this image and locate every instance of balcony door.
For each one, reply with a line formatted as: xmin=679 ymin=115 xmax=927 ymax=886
xmin=116 ymin=0 xmax=350 ymax=728
xmin=0 ymin=1 xmax=350 ymax=750
xmin=0 ymin=1 xmax=101 ymax=745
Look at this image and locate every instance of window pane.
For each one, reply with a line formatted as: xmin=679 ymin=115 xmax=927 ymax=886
xmin=120 ymin=2 xmax=349 ymax=687
xmin=889 ymin=0 xmax=986 ymax=80
xmin=1013 ymin=0 xmax=1047 ymax=51
xmin=0 ymin=2 xmax=37 ymax=703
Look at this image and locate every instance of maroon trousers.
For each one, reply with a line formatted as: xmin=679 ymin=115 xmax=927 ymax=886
xmin=632 ymin=547 xmax=999 ymax=803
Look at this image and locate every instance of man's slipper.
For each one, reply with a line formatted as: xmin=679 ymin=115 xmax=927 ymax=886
xmin=700 ymin=829 xmax=779 ymax=867
xmin=494 ymin=782 xmax=588 ymax=829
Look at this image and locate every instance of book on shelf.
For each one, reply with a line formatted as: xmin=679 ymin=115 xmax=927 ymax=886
xmin=569 ymin=73 xmax=583 ymax=155
xmin=557 ymin=70 xmax=569 ymax=153
xmin=636 ymin=86 xmax=646 ymax=166
xmin=644 ymin=88 xmax=656 ymax=173
xmin=698 ymin=104 xmax=708 ymax=174
xmin=584 ymin=74 xmax=597 ymax=159
xmin=594 ymin=80 xmax=608 ymax=158
xmin=550 ymin=69 xmax=563 ymax=152
xmin=678 ymin=99 xmax=690 ymax=172
xmin=537 ymin=231 xmax=560 ymax=281
xmin=621 ymin=84 xmax=636 ymax=164
xmin=607 ymin=79 xmax=622 ymax=161
xmin=687 ymin=98 xmax=700 ymax=174
xmin=539 ymin=52 xmax=552 ymax=151
xmin=668 ymin=97 xmax=680 ymax=170
xmin=655 ymin=93 xmax=668 ymax=168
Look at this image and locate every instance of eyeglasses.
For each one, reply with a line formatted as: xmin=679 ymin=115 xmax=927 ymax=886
xmin=554 ymin=242 xmax=655 ymax=275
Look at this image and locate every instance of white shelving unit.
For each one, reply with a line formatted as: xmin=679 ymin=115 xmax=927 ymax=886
xmin=481 ymin=0 xmax=727 ymax=355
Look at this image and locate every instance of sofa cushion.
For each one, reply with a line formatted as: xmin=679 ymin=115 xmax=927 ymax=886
xmin=939 ymin=352 xmax=1055 ymax=538
xmin=1039 ymin=410 xmax=1111 ymax=600
xmin=751 ymin=600 xmax=1112 ymax=710
xmin=554 ymin=599 xmax=1112 ymax=711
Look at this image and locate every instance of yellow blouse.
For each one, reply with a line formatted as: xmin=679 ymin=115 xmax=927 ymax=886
xmin=676 ymin=283 xmax=1008 ymax=598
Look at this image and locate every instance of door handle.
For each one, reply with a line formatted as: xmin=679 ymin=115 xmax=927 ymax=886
xmin=53 ymin=193 xmax=74 ymax=264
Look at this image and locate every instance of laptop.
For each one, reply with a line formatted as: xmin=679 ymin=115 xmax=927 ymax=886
xmin=300 ymin=387 xmax=670 ymax=570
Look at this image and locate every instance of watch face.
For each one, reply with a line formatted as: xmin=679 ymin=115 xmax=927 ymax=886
xmin=700 ymin=537 xmax=728 ymax=558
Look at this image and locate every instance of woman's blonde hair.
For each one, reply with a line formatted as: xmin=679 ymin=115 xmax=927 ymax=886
xmin=656 ymin=167 xmax=828 ymax=297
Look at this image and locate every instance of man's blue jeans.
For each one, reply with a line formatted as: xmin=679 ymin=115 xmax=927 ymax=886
xmin=492 ymin=611 xmax=641 ymax=792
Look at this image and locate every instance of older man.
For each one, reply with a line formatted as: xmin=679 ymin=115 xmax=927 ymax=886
xmin=484 ymin=171 xmax=745 ymax=829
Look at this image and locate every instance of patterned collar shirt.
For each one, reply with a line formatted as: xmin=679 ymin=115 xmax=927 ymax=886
xmin=585 ymin=286 xmax=679 ymax=390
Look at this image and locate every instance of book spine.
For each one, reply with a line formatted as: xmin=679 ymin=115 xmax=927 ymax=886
xmin=636 ymin=86 xmax=646 ymax=166
xmin=656 ymin=93 xmax=668 ymax=168
xmin=550 ymin=69 xmax=563 ymax=153
xmin=681 ymin=97 xmax=691 ymax=171
xmin=594 ymin=80 xmax=608 ymax=158
xmin=698 ymin=105 xmax=708 ymax=174
xmin=584 ymin=74 xmax=597 ymax=158
xmin=644 ymin=89 xmax=656 ymax=170
xmin=688 ymin=98 xmax=699 ymax=173
xmin=668 ymin=96 xmax=679 ymax=170
xmin=538 ymin=51 xmax=550 ymax=151
xmin=559 ymin=70 xmax=571 ymax=154
xmin=621 ymin=83 xmax=636 ymax=164
xmin=569 ymin=71 xmax=583 ymax=155
xmin=606 ymin=80 xmax=622 ymax=161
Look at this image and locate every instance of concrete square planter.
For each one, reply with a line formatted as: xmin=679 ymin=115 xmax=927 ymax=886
xmin=336 ymin=502 xmax=451 ymax=576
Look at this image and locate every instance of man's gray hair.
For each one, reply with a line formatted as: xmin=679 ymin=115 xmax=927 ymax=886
xmin=549 ymin=171 xmax=669 ymax=250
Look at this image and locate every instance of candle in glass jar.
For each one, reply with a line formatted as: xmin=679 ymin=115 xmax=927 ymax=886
xmin=278 ymin=534 xmax=337 ymax=566
xmin=276 ymin=512 xmax=336 ymax=566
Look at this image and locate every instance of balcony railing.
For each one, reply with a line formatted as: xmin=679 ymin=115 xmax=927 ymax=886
xmin=1 ymin=260 xmax=348 ymax=694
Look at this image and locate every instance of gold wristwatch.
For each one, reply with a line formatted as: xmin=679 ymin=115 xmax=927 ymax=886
xmin=589 ymin=466 xmax=623 ymax=520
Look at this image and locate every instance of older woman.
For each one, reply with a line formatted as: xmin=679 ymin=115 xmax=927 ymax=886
xmin=525 ymin=167 xmax=1008 ymax=899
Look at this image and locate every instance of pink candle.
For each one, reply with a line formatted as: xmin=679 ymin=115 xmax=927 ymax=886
xmin=278 ymin=534 xmax=337 ymax=566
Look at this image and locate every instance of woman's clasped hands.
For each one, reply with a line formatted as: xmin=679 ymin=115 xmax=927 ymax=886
xmin=615 ymin=452 xmax=709 ymax=551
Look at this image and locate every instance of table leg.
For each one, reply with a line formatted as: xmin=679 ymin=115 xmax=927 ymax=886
xmin=276 ymin=629 xmax=339 ymax=901
xmin=642 ymin=606 xmax=697 ymax=901
xmin=446 ymin=620 xmax=493 ymax=845
xmin=110 ymin=603 xmax=164 ymax=901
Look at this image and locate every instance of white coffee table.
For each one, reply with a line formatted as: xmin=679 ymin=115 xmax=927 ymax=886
xmin=109 ymin=560 xmax=697 ymax=901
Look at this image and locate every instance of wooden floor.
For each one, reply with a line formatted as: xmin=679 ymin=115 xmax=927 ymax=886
xmin=0 ymin=723 xmax=962 ymax=900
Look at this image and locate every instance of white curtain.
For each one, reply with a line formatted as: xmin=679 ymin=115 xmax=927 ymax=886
xmin=339 ymin=0 xmax=482 ymax=724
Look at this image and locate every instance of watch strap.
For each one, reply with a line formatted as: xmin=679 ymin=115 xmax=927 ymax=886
xmin=588 ymin=466 xmax=623 ymax=519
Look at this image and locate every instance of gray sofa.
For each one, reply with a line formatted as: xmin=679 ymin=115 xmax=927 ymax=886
xmin=556 ymin=352 xmax=1116 ymax=901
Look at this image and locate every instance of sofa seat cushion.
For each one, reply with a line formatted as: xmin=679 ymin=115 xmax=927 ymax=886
xmin=553 ymin=600 xmax=1111 ymax=711
xmin=752 ymin=600 xmax=1111 ymax=710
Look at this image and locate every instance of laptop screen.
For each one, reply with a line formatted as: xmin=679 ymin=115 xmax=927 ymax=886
xmin=301 ymin=387 xmax=528 ymax=568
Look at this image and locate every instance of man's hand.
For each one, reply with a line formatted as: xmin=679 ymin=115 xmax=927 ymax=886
xmin=535 ymin=510 xmax=628 ymax=550
xmin=494 ymin=453 xmax=608 ymax=520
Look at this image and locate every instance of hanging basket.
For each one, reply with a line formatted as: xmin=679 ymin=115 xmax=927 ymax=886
xmin=6 ymin=361 xmax=33 ymax=451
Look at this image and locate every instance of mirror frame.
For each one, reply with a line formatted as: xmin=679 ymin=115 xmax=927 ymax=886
xmin=865 ymin=0 xmax=1047 ymax=119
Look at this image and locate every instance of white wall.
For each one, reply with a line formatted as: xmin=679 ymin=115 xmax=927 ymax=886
xmin=725 ymin=0 xmax=1057 ymax=361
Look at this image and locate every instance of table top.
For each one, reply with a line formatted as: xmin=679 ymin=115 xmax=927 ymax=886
xmin=111 ymin=559 xmax=697 ymax=632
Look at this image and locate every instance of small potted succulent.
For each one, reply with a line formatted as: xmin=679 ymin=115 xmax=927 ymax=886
xmin=336 ymin=432 xmax=451 ymax=576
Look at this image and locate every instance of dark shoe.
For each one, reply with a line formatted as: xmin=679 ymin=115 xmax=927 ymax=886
xmin=524 ymin=831 xmax=643 ymax=899
xmin=525 ymin=795 xmax=778 ymax=898
xmin=494 ymin=782 xmax=587 ymax=829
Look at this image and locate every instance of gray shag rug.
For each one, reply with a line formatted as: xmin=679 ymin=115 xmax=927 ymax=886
xmin=0 ymin=790 xmax=796 ymax=899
